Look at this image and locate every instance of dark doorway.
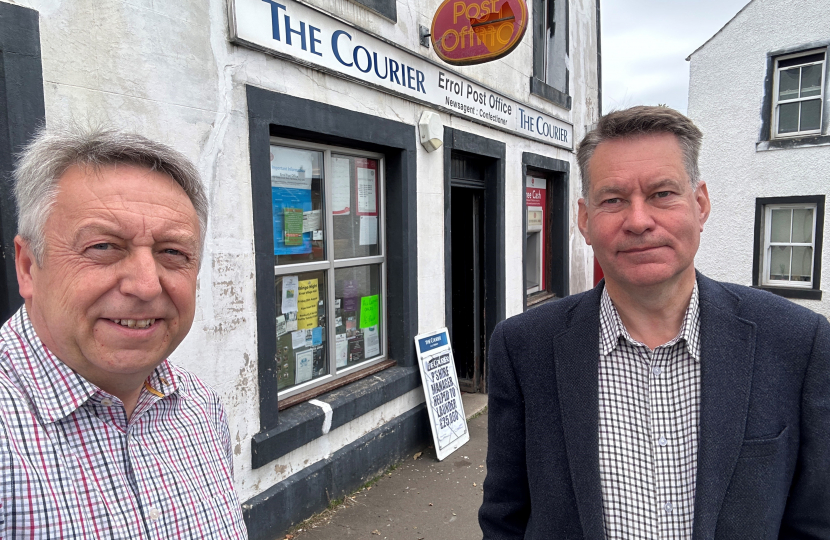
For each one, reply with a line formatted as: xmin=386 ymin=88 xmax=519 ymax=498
xmin=450 ymin=153 xmax=486 ymax=393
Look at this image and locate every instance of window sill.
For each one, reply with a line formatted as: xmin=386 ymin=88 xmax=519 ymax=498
xmin=756 ymin=134 xmax=830 ymax=151
xmin=529 ymin=77 xmax=572 ymax=110
xmin=752 ymin=285 xmax=823 ymax=300
xmin=250 ymin=365 xmax=421 ymax=469
xmin=526 ymin=291 xmax=557 ymax=308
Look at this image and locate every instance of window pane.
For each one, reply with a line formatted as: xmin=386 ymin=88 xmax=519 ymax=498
xmin=770 ymin=208 xmax=792 ymax=243
xmin=778 ymin=67 xmax=800 ymax=101
xmin=769 ymin=246 xmax=791 ymax=281
xmin=778 ymin=102 xmax=799 ymax=134
xmin=275 ymin=271 xmax=329 ymax=391
xmin=800 ymin=99 xmax=822 ymax=131
xmin=792 ymin=208 xmax=814 ymax=243
xmin=271 ymin=146 xmax=325 ymax=266
xmin=332 ymin=155 xmax=381 ymax=259
xmin=334 ymin=265 xmax=383 ymax=370
xmin=800 ymin=64 xmax=823 ymax=97
xmin=791 ymin=247 xmax=813 ymax=282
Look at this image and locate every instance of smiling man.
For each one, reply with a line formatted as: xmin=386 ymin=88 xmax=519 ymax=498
xmin=0 ymin=126 xmax=248 ymax=538
xmin=480 ymin=106 xmax=830 ymax=539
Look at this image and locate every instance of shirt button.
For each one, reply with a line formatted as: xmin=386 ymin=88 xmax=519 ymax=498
xmin=100 ymin=398 xmax=113 ymax=407
xmin=652 ymin=366 xmax=662 ymax=376
xmin=664 ymin=502 xmax=674 ymax=514
xmin=148 ymin=507 xmax=161 ymax=521
xmin=658 ymin=436 xmax=668 ymax=446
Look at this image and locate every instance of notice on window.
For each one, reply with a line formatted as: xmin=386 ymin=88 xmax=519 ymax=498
xmin=291 ymin=329 xmax=306 ymax=350
xmin=359 ymin=295 xmax=379 ymax=329
xmin=332 ymin=157 xmax=351 ymax=215
xmin=364 ymin=325 xmax=380 ymax=358
xmin=276 ymin=315 xmax=287 ymax=337
xmin=335 ymin=333 xmax=348 ymax=368
xmin=285 ymin=312 xmax=298 ymax=333
xmin=295 ymin=349 xmax=314 ymax=384
xmin=359 ymin=215 xmax=378 ymax=246
xmin=297 ymin=279 xmax=319 ymax=330
xmin=312 ymin=326 xmax=323 ymax=346
xmin=342 ymin=280 xmax=359 ymax=311
xmin=284 ymin=208 xmax=304 ymax=246
xmin=281 ymin=276 xmax=299 ymax=314
xmin=357 ymin=167 xmax=377 ymax=215
xmin=271 ymin=146 xmax=314 ymax=190
xmin=414 ymin=328 xmax=469 ymax=461
xmin=302 ymin=209 xmax=321 ymax=233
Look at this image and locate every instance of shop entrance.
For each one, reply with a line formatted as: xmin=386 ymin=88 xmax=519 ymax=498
xmin=450 ymin=153 xmax=486 ymax=393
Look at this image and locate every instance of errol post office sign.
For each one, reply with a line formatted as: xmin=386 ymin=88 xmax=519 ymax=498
xmin=431 ymin=0 xmax=528 ymax=66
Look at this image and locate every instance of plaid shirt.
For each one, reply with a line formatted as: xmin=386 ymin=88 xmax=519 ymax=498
xmin=598 ymin=283 xmax=701 ymax=539
xmin=0 ymin=307 xmax=248 ymax=539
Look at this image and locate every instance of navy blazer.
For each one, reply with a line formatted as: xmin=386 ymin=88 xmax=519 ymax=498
xmin=479 ymin=274 xmax=830 ymax=539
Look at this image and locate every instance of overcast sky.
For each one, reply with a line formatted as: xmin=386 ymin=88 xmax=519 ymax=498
xmin=601 ymin=0 xmax=751 ymax=114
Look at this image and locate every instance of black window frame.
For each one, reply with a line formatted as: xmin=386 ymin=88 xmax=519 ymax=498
xmin=752 ymin=195 xmax=825 ymax=300
xmin=347 ymin=0 xmax=396 ymax=23
xmin=530 ymin=0 xmax=571 ymax=110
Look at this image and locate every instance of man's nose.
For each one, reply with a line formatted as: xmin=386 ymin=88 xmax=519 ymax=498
xmin=624 ymin=199 xmax=656 ymax=235
xmin=120 ymin=249 xmax=163 ymax=300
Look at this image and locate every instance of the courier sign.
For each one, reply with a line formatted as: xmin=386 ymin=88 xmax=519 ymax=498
xmin=431 ymin=0 xmax=528 ymax=65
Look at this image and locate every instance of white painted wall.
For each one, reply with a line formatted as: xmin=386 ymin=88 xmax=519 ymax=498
xmin=5 ymin=0 xmax=598 ymax=501
xmin=688 ymin=0 xmax=830 ymax=318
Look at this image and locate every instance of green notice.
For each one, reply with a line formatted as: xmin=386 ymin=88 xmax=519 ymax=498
xmin=359 ymin=295 xmax=379 ymax=329
xmin=284 ymin=208 xmax=304 ymax=246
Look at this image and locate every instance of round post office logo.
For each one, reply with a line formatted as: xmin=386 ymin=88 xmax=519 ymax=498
xmin=431 ymin=0 xmax=528 ymax=65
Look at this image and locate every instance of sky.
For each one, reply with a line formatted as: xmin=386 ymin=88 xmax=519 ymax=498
xmin=600 ymin=0 xmax=751 ymax=114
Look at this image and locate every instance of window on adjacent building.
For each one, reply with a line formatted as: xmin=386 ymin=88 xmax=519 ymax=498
xmin=772 ymin=50 xmax=826 ymax=138
xmin=270 ymin=139 xmax=387 ymax=399
xmin=531 ymin=0 xmax=570 ymax=109
xmin=754 ymin=195 xmax=825 ymax=300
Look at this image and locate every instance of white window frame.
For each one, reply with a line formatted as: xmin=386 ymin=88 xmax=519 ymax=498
xmin=761 ymin=203 xmax=817 ymax=289
xmin=270 ymin=137 xmax=388 ymax=401
xmin=772 ymin=49 xmax=826 ymax=139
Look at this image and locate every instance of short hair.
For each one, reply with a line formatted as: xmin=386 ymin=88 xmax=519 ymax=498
xmin=13 ymin=124 xmax=208 ymax=265
xmin=577 ymin=105 xmax=703 ymax=199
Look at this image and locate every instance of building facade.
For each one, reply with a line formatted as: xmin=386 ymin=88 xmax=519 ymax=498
xmin=688 ymin=0 xmax=829 ymax=318
xmin=0 ymin=0 xmax=600 ymax=537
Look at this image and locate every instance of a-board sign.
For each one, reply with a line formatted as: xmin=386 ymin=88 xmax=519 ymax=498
xmin=431 ymin=0 xmax=529 ymax=66
xmin=415 ymin=328 xmax=469 ymax=461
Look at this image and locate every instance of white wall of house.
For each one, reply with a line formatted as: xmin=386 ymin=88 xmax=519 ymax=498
xmin=688 ymin=0 xmax=830 ymax=318
xmin=7 ymin=0 xmax=599 ymax=502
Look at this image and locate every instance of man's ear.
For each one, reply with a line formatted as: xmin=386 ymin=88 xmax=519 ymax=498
xmin=695 ymin=181 xmax=711 ymax=231
xmin=15 ymin=236 xmax=37 ymax=301
xmin=577 ymin=198 xmax=592 ymax=245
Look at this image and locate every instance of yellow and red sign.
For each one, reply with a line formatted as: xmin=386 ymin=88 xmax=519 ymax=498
xmin=431 ymin=0 xmax=528 ymax=66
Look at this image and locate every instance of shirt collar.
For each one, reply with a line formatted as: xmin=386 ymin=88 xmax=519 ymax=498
xmin=0 ymin=306 xmax=179 ymax=424
xmin=599 ymin=281 xmax=701 ymax=361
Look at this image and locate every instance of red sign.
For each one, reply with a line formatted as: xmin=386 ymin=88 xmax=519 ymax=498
xmin=431 ymin=0 xmax=528 ymax=66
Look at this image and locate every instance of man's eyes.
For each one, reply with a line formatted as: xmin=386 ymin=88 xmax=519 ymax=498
xmin=654 ymin=191 xmax=673 ymax=198
xmin=90 ymin=243 xmax=112 ymax=250
xmin=602 ymin=197 xmax=621 ymax=205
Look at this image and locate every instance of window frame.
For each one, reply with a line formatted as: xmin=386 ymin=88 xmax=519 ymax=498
xmin=760 ymin=203 xmax=817 ymax=288
xmin=270 ymin=136 xmax=389 ymax=402
xmin=772 ymin=49 xmax=826 ymax=139
xmin=530 ymin=0 xmax=571 ymax=109
xmin=753 ymin=195 xmax=825 ymax=301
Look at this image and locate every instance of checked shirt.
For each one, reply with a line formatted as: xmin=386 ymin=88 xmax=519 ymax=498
xmin=0 ymin=307 xmax=248 ymax=539
xmin=598 ymin=283 xmax=701 ymax=539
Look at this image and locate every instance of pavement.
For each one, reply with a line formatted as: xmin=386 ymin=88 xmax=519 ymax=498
xmin=286 ymin=392 xmax=489 ymax=540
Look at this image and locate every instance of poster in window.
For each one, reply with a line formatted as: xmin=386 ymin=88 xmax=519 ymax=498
xmin=272 ymin=147 xmax=313 ymax=255
xmin=295 ymin=349 xmax=314 ymax=384
xmin=356 ymin=159 xmax=378 ymax=216
xmin=332 ymin=157 xmax=351 ymax=215
xmin=297 ymin=279 xmax=319 ymax=329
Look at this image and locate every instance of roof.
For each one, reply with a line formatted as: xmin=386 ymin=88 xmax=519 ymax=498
xmin=686 ymin=0 xmax=755 ymax=61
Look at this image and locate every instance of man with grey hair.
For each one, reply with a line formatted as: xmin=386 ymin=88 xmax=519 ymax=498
xmin=0 ymin=125 xmax=248 ymax=538
xmin=480 ymin=106 xmax=830 ymax=539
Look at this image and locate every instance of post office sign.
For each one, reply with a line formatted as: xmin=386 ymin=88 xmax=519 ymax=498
xmin=431 ymin=0 xmax=528 ymax=65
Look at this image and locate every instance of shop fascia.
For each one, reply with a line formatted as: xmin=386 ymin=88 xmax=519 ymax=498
xmin=229 ymin=0 xmax=573 ymax=150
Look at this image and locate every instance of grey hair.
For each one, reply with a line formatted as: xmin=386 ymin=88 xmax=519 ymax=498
xmin=577 ymin=105 xmax=703 ymax=200
xmin=13 ymin=124 xmax=208 ymax=265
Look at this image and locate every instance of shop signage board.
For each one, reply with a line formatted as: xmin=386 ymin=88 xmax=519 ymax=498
xmin=228 ymin=0 xmax=573 ymax=150
xmin=414 ymin=328 xmax=469 ymax=460
xmin=431 ymin=0 xmax=529 ymax=65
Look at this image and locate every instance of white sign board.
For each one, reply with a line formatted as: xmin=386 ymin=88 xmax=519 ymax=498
xmin=228 ymin=0 xmax=573 ymax=149
xmin=415 ymin=328 xmax=469 ymax=460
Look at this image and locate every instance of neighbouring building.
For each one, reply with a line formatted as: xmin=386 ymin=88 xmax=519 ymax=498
xmin=0 ymin=0 xmax=600 ymax=537
xmin=688 ymin=0 xmax=829 ymax=318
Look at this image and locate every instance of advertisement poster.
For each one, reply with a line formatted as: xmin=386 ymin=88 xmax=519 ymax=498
xmin=295 ymin=349 xmax=314 ymax=384
xmin=281 ymin=275 xmax=299 ymax=314
xmin=415 ymin=328 xmax=469 ymax=460
xmin=297 ymin=279 xmax=320 ymax=329
xmin=335 ymin=333 xmax=348 ymax=368
xmin=271 ymin=145 xmax=313 ymax=255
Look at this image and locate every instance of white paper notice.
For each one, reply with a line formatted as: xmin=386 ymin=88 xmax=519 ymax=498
xmin=295 ymin=349 xmax=313 ymax=384
xmin=359 ymin=215 xmax=378 ymax=246
xmin=281 ymin=276 xmax=299 ymax=314
xmin=357 ymin=168 xmax=376 ymax=214
xmin=291 ymin=329 xmax=306 ymax=350
xmin=276 ymin=315 xmax=286 ymax=337
xmin=302 ymin=210 xmax=321 ymax=233
xmin=332 ymin=157 xmax=351 ymax=215
xmin=364 ymin=325 xmax=380 ymax=358
xmin=335 ymin=334 xmax=348 ymax=368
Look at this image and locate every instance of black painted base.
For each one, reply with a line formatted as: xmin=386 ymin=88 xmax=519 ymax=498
xmin=242 ymin=404 xmax=430 ymax=540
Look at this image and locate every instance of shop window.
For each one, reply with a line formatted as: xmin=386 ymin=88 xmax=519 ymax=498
xmin=772 ymin=49 xmax=826 ymax=138
xmin=525 ymin=175 xmax=547 ymax=295
xmin=271 ymin=139 xmax=387 ymax=399
xmin=753 ymin=195 xmax=824 ymax=300
xmin=530 ymin=0 xmax=571 ymax=109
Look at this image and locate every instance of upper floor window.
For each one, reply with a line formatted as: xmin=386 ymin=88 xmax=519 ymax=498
xmin=531 ymin=0 xmax=570 ymax=109
xmin=773 ymin=49 xmax=826 ymax=138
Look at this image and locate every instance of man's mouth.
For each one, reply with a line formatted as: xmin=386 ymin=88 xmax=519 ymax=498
xmin=110 ymin=318 xmax=156 ymax=329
